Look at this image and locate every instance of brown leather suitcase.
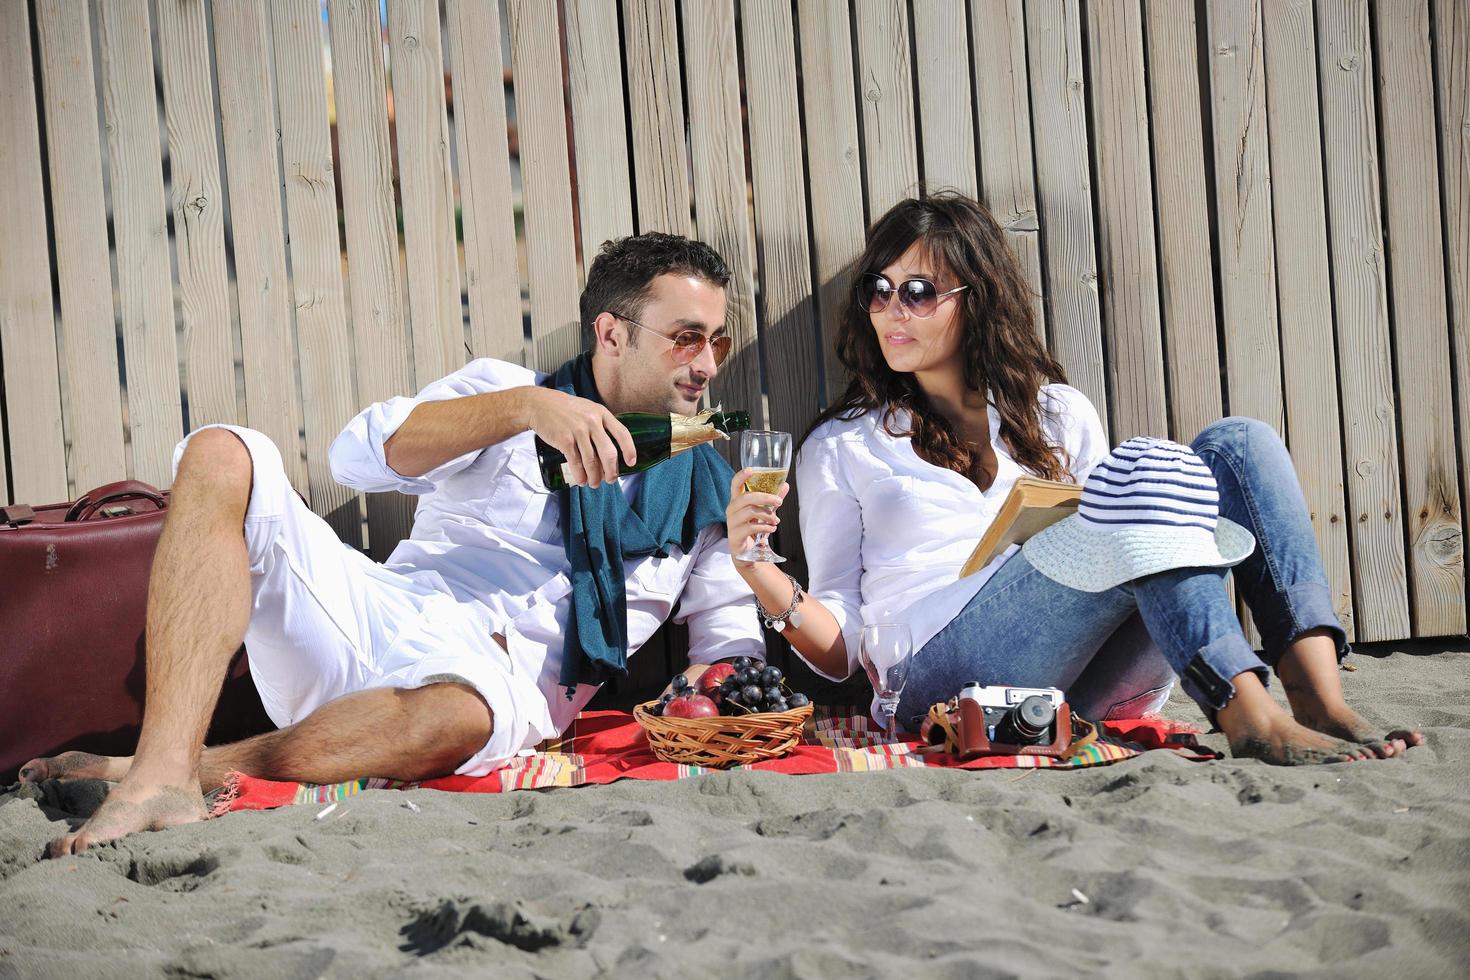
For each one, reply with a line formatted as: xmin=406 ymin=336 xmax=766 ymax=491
xmin=1 ymin=480 xmax=272 ymax=782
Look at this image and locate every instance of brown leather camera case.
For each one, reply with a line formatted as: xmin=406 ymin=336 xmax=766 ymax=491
xmin=951 ymin=696 xmax=1074 ymax=758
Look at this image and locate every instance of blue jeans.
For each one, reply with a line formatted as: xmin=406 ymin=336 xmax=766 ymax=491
xmin=898 ymin=417 xmax=1348 ymax=730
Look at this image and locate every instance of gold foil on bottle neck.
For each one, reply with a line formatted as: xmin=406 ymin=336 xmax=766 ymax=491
xmin=670 ymin=406 xmax=729 ymax=454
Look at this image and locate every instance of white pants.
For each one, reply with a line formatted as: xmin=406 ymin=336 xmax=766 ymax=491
xmin=174 ymin=425 xmax=535 ymax=775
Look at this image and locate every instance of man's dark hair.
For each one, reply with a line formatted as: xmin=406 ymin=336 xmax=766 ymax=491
xmin=580 ymin=233 xmax=731 ymax=345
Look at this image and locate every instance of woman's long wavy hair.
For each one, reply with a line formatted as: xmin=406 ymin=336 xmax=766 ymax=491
xmin=806 ymin=192 xmax=1072 ymax=484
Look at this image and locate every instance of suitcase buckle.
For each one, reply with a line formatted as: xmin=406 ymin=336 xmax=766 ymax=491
xmin=0 ymin=505 xmax=36 ymax=528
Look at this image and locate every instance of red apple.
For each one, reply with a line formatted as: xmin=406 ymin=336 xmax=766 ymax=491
xmin=697 ymin=664 xmax=738 ymax=698
xmin=664 ymin=693 xmax=719 ymax=719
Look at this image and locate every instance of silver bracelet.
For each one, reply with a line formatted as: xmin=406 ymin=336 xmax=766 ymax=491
xmin=754 ymin=572 xmax=805 ymax=633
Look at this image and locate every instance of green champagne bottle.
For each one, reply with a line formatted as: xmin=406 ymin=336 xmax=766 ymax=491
xmin=535 ymin=408 xmax=751 ymax=491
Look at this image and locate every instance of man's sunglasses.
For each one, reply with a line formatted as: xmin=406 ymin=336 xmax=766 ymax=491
xmin=858 ymin=273 xmax=969 ymax=319
xmin=613 ymin=313 xmax=733 ymax=366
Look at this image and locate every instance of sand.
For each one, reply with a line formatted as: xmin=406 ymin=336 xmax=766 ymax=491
xmin=2 ymin=642 xmax=1468 ymax=979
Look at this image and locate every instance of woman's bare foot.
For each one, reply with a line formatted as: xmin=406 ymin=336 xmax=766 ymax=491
xmin=1225 ymin=712 xmax=1373 ymax=765
xmin=45 ymin=771 xmax=206 ymax=857
xmin=19 ymin=751 xmax=131 ymax=784
xmin=1216 ymin=670 xmax=1371 ymax=765
xmin=1288 ymin=702 xmax=1423 ymax=759
xmin=1275 ymin=633 xmax=1423 ymax=758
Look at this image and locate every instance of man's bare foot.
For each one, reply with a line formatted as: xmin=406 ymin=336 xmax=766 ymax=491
xmin=19 ymin=751 xmax=130 ymax=784
xmin=1216 ymin=670 xmax=1372 ymax=765
xmin=44 ymin=774 xmax=206 ymax=858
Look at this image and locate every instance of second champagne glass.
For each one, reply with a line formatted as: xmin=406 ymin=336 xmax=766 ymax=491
xmin=859 ymin=623 xmax=913 ymax=734
xmin=735 ymin=430 xmax=792 ymax=563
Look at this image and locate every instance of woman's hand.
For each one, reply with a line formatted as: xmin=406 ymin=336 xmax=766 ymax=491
xmin=724 ymin=469 xmax=848 ymax=678
xmin=726 ymin=467 xmax=788 ymax=568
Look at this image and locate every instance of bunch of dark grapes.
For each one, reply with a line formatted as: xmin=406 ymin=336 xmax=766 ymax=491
xmin=644 ymin=656 xmax=810 ymax=718
xmin=716 ymin=657 xmax=809 ymax=716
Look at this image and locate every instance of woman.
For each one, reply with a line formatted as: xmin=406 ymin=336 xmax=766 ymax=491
xmin=727 ymin=192 xmax=1420 ymax=765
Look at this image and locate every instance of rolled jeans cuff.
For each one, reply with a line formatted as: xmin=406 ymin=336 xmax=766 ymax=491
xmin=1252 ymin=580 xmax=1350 ymax=667
xmin=1180 ymin=633 xmax=1269 ymax=716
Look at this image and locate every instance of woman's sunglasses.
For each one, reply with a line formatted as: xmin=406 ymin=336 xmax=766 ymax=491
xmin=859 ymin=273 xmax=968 ymax=319
xmin=614 ymin=314 xmax=733 ymax=366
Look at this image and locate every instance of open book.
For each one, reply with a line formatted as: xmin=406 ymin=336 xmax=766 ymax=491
xmin=959 ymin=477 xmax=1082 ymax=578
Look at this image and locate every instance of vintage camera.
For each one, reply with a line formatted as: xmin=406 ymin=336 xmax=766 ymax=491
xmin=923 ymin=682 xmax=1074 ymax=758
xmin=957 ymin=683 xmax=1065 ymax=747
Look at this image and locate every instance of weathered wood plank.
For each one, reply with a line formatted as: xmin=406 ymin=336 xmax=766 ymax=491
xmin=1143 ymin=0 xmax=1223 ymax=444
xmin=155 ymin=0 xmax=236 ymax=432
xmin=271 ymin=0 xmax=362 ymax=547
xmin=388 ymin=0 xmax=463 ymax=387
xmin=1260 ymin=0 xmax=1355 ymax=639
xmin=740 ymin=0 xmax=820 ymax=435
xmin=1024 ymin=0 xmax=1107 ymax=431
xmin=912 ymin=0 xmax=977 ymax=198
xmin=969 ymin=0 xmax=1045 ymax=341
xmin=1207 ymin=0 xmax=1270 ymax=666
xmin=507 ymin=0 xmax=582 ymax=372
xmin=1373 ymin=0 xmax=1465 ymax=634
xmin=565 ymin=0 xmax=635 ymax=274
xmin=1206 ymin=0 xmax=1285 ymax=436
xmin=0 ymin=0 xmax=67 ymax=501
xmin=681 ymin=0 xmax=760 ymax=428
xmin=1434 ymin=0 xmax=1470 ymax=633
xmin=1314 ymin=0 xmax=1410 ymax=641
xmin=1085 ymin=0 xmax=1167 ymax=440
xmin=853 ymin=0 xmax=919 ymax=216
xmin=445 ymin=0 xmax=523 ymax=365
xmin=34 ymin=0 xmax=128 ymax=493
xmin=741 ymin=0 xmax=822 ymax=576
xmin=327 ymin=0 xmax=414 ymax=558
xmin=796 ymin=0 xmax=866 ymax=406
xmin=623 ymin=0 xmax=692 ymax=235
xmin=212 ymin=1 xmax=308 ymax=491
xmin=98 ymin=0 xmax=183 ymax=488
xmin=1203 ymin=0 xmax=1278 ymax=650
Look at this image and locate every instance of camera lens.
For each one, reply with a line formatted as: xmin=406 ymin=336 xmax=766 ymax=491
xmin=1008 ymin=696 xmax=1056 ymax=742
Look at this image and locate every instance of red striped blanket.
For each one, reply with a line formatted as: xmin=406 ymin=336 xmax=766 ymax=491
xmin=212 ymin=707 xmax=1214 ymax=815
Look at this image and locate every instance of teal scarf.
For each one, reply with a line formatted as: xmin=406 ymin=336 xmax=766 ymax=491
xmin=544 ymin=353 xmax=734 ymax=696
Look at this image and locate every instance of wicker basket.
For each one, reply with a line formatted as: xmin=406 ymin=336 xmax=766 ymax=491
xmin=633 ymin=700 xmax=813 ymax=768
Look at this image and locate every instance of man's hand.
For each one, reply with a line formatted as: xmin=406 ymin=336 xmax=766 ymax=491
xmin=520 ymin=387 xmax=638 ymax=488
xmin=384 ymin=385 xmax=638 ymax=482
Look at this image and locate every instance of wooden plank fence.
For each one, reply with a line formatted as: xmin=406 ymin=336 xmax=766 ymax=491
xmin=1 ymin=0 xmax=1465 ymax=693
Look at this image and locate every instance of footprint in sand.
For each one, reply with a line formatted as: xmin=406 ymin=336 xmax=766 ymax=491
xmin=398 ymin=899 xmax=599 ymax=955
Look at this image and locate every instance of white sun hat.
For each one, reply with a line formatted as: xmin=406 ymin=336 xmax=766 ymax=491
xmin=1021 ymin=436 xmax=1255 ymax=593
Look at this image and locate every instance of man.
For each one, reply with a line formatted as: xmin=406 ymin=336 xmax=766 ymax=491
xmin=26 ymin=233 xmax=766 ymax=856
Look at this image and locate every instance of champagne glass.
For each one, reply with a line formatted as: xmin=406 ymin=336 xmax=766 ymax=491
xmin=860 ymin=624 xmax=913 ymax=734
xmin=735 ymin=430 xmax=792 ymax=563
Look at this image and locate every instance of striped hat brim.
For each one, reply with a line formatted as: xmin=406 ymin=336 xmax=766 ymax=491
xmin=1021 ymin=514 xmax=1255 ymax=593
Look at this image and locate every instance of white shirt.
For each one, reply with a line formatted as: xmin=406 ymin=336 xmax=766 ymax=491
xmin=794 ymin=385 xmax=1108 ymax=683
xmin=328 ymin=357 xmax=765 ymax=741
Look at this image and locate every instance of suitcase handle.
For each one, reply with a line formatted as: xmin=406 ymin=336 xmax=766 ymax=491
xmin=66 ymin=481 xmax=167 ymax=522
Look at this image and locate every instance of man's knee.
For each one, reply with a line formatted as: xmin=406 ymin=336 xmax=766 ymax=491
xmin=402 ymin=682 xmax=494 ymax=770
xmin=176 ymin=428 xmax=254 ymax=503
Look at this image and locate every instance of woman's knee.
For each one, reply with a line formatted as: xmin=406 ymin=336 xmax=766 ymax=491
xmin=1193 ymin=417 xmax=1296 ymax=486
xmin=1192 ymin=416 xmax=1278 ymax=453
